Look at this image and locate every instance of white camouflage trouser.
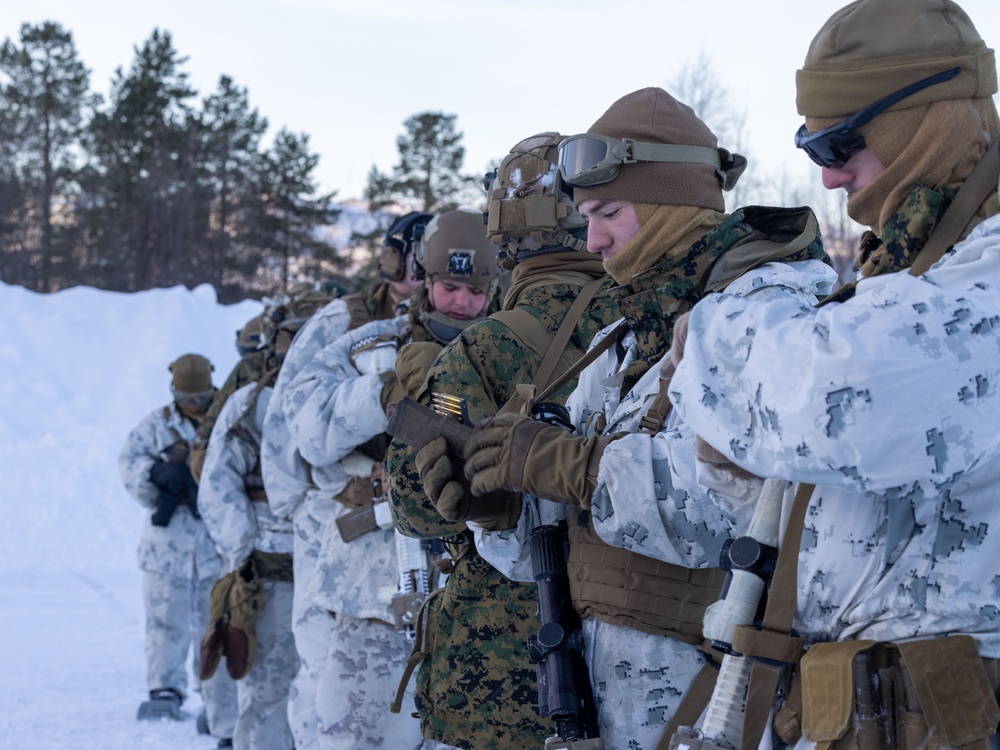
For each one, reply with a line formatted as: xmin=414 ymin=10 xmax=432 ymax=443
xmin=585 ymin=617 xmax=705 ymax=750
xmin=288 ymin=530 xmax=335 ymax=750
xmin=234 ymin=577 xmax=298 ymax=750
xmin=316 ymin=614 xmax=423 ymax=750
xmin=142 ymin=570 xmax=238 ymax=737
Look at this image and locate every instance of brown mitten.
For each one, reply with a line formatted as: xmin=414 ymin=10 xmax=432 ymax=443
xmin=416 ymin=436 xmax=520 ymax=530
xmin=464 ymin=413 xmax=620 ymax=509
xmin=222 ymin=557 xmax=264 ymax=680
xmin=198 ymin=570 xmax=237 ymax=680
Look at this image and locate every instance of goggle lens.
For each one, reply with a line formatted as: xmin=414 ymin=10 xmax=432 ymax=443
xmin=795 ymin=123 xmax=867 ymax=169
xmin=559 ymin=137 xmax=613 ymax=185
xmin=173 ymin=389 xmax=213 ymax=409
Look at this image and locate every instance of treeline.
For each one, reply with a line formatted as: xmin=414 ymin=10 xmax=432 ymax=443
xmin=0 ymin=22 xmax=348 ymax=301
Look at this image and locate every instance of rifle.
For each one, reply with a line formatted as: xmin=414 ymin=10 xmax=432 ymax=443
xmin=526 ymin=402 xmax=602 ymax=750
xmin=668 ymin=478 xmax=787 ymax=750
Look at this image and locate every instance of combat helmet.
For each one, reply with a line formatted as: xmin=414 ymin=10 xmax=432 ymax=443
xmin=379 ymin=211 xmax=434 ymax=281
xmin=236 ymin=313 xmax=267 ymax=356
xmin=412 ymin=208 xmax=498 ymax=343
xmin=485 ymin=132 xmax=588 ymax=269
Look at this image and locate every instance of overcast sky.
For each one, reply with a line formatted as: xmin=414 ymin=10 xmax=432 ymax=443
xmin=3 ymin=0 xmax=998 ymax=201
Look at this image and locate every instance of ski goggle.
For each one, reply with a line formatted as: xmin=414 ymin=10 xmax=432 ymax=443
xmin=172 ymin=388 xmax=213 ymax=409
xmin=558 ymin=134 xmax=745 ymax=190
xmin=794 ymin=67 xmax=960 ymax=169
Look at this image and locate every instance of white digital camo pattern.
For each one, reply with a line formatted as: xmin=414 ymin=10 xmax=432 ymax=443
xmin=233 ymin=578 xmax=297 ymax=750
xmin=118 ymin=402 xmax=222 ymax=579
xmin=316 ymin=616 xmax=423 ymax=750
xmin=282 ymin=315 xmax=407 ymax=620
xmin=281 ymin=315 xmax=423 ymax=748
xmin=671 ymin=215 xmax=1000 ymax=659
xmin=120 ymin=401 xmax=238 ymax=733
xmin=475 ymin=260 xmax=835 ymax=750
xmin=197 ymin=384 xmax=298 ymax=749
xmin=199 ymin=385 xmax=293 ymax=572
xmin=260 ymin=297 xmax=354 ymax=750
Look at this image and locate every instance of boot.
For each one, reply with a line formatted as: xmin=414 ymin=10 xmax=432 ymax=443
xmin=136 ymin=688 xmax=183 ymax=721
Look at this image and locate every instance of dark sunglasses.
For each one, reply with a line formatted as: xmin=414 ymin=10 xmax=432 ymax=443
xmin=795 ymin=67 xmax=960 ymax=168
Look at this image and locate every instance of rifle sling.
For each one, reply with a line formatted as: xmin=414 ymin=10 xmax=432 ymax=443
xmin=909 ymin=138 xmax=1000 ymax=277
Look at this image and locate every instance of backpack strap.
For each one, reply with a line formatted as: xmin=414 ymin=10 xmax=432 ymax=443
xmin=344 ymin=292 xmax=374 ymax=331
xmin=496 ymin=275 xmax=608 ymax=415
xmin=734 ymin=482 xmax=814 ymax=750
xmin=909 ymin=138 xmax=1000 ymax=277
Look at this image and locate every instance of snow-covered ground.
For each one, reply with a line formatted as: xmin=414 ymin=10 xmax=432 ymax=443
xmin=0 ymin=281 xmax=260 ymax=749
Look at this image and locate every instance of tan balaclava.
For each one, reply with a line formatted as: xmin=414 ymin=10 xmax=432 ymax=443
xmin=796 ymin=0 xmax=998 ymax=232
xmin=573 ymin=87 xmax=735 ymax=284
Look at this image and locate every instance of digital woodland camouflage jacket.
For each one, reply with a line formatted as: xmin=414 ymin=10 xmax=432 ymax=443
xmin=386 ymin=255 xmax=620 ymax=750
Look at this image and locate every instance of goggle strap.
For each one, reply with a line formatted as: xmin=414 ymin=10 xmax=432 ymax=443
xmin=626 ymin=140 xmax=722 ymax=169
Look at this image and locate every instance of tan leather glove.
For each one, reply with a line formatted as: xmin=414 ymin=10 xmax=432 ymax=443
xmin=379 ymin=371 xmax=406 ymax=411
xmin=463 ymin=413 xmax=619 ymax=509
xmin=415 ymin=436 xmax=520 ymax=530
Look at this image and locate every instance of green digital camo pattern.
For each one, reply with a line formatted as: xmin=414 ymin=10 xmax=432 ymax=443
xmin=609 ymin=207 xmax=829 ymax=394
xmin=386 ymin=278 xmax=619 ymax=749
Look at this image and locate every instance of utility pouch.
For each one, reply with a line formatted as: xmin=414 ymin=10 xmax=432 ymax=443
xmin=335 ymin=475 xmax=376 ymax=509
xmin=800 ymin=640 xmax=883 ymax=750
xmin=894 ymin=636 xmax=1000 ymax=749
xmin=336 ymin=505 xmax=378 ymax=542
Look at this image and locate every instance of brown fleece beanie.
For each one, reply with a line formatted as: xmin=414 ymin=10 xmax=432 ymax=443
xmin=573 ymin=87 xmax=727 ymax=212
xmin=796 ymin=0 xmax=996 ymax=119
xmin=170 ymin=354 xmax=214 ymax=394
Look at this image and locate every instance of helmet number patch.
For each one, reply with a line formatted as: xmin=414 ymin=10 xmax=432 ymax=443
xmin=448 ymin=251 xmax=474 ymax=277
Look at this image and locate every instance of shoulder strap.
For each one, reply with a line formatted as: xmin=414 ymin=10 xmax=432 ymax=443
xmin=496 ymin=275 xmax=608 ymax=415
xmin=344 ymin=292 xmax=373 ymax=331
xmin=909 ymin=139 xmax=1000 ymax=277
xmin=734 ymin=482 xmax=814 ymax=750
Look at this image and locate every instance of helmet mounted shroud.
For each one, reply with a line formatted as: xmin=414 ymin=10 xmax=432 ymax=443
xmin=380 ymin=211 xmax=435 ymax=282
xmin=485 ymin=132 xmax=589 ymax=268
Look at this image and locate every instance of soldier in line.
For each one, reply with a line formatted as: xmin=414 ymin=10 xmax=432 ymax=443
xmin=189 ymin=284 xmax=337 ymax=483
xmin=260 ymin=212 xmax=429 ymax=750
xmin=670 ymin=0 xmax=1000 ymax=747
xmin=198 ymin=349 xmax=298 ymax=749
xmin=428 ymin=89 xmax=834 ymax=749
xmin=118 ymin=354 xmax=238 ymax=745
xmin=385 ymin=133 xmax=621 ymax=749
xmin=278 ymin=208 xmax=499 ymax=750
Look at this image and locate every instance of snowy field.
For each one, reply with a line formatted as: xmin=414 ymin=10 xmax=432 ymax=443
xmin=0 ymin=281 xmax=260 ymax=749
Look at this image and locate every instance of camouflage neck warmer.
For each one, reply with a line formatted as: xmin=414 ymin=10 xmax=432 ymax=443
xmin=610 ymin=206 xmax=828 ymax=394
xmin=821 ymin=182 xmax=1000 ymax=305
xmin=504 ymin=251 xmax=607 ymax=310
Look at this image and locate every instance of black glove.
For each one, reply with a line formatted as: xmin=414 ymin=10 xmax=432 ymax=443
xmin=150 ymin=460 xmax=195 ymax=496
xmin=151 ymin=491 xmax=181 ymax=527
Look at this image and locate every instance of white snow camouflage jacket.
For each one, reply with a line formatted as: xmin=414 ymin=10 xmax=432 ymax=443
xmin=280 ymin=315 xmax=408 ymax=621
xmin=118 ymin=402 xmax=222 ymax=580
xmin=670 ymin=213 xmax=1000 ymax=657
xmin=199 ymin=383 xmax=293 ymax=574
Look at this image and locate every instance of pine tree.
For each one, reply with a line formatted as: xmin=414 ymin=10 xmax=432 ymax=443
xmin=0 ymin=21 xmax=94 ymax=291
xmin=197 ymin=74 xmax=268 ymax=297
xmin=365 ymin=112 xmax=480 ymax=212
xmin=86 ymin=29 xmax=205 ymax=290
xmin=253 ymin=128 xmax=342 ymax=293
